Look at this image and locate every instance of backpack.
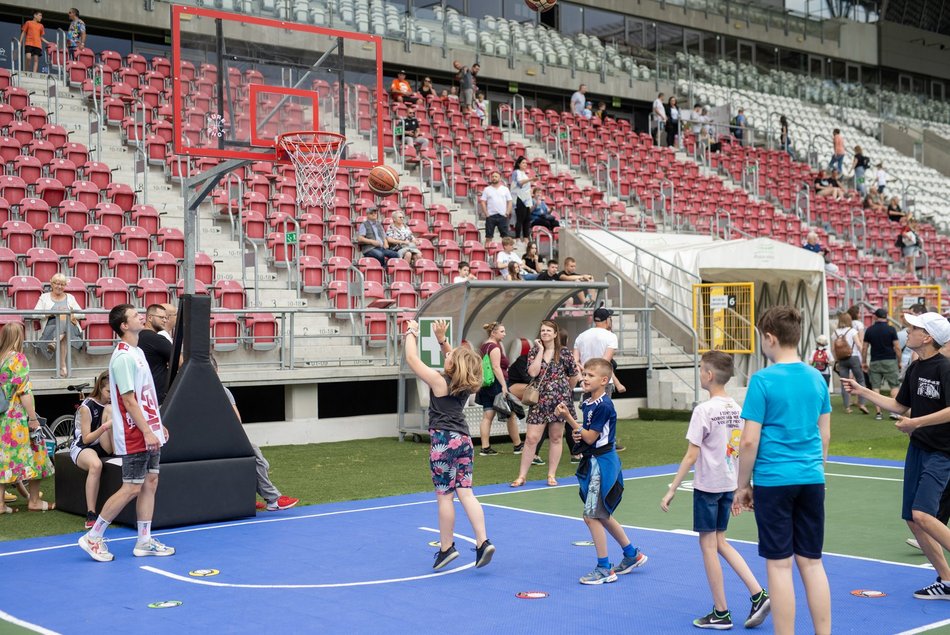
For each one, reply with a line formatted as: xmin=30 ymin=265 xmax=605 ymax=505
xmin=811 ymin=347 xmax=830 ymax=372
xmin=832 ymin=329 xmax=853 ymax=361
xmin=481 ymin=345 xmax=496 ymax=387
xmin=730 ymin=116 xmax=739 ymax=135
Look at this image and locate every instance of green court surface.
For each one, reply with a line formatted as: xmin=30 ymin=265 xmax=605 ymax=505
xmin=485 ymin=460 xmax=924 ymax=567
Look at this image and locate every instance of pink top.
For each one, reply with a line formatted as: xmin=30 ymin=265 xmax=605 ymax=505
xmin=833 ymin=134 xmax=845 ymax=155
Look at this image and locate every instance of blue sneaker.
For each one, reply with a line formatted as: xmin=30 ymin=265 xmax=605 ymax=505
xmin=132 ymin=538 xmax=176 ymax=557
xmin=614 ymin=550 xmax=648 ymax=575
xmin=579 ymin=566 xmax=617 ymax=585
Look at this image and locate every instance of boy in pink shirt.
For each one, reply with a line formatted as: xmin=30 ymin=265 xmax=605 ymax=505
xmin=661 ymin=351 xmax=770 ymax=630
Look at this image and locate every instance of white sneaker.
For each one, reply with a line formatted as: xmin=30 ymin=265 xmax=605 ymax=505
xmin=133 ymin=537 xmax=176 ymax=557
xmin=907 ymin=538 xmax=922 ymax=551
xmin=78 ymin=534 xmax=114 ymax=562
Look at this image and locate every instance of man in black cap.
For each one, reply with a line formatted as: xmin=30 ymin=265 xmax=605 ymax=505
xmin=862 ymin=307 xmax=902 ymax=420
xmin=390 ymin=69 xmax=412 ymax=102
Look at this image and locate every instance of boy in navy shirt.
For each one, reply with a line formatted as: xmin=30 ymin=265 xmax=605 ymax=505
xmin=734 ymin=306 xmax=831 ymax=635
xmin=556 ymin=359 xmax=647 ymax=585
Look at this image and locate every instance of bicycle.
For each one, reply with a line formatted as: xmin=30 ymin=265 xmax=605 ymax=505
xmin=49 ymin=382 xmax=90 ymax=454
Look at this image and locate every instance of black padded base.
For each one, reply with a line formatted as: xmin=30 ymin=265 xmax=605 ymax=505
xmin=55 ymin=452 xmax=257 ymax=529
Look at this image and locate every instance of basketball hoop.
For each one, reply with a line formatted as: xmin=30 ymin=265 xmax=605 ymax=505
xmin=275 ymin=131 xmax=346 ymax=209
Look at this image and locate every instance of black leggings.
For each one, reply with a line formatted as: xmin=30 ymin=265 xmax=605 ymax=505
xmin=513 ymin=199 xmax=532 ymax=239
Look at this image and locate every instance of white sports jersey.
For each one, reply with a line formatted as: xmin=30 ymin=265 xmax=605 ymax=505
xmin=109 ymin=341 xmax=165 ymax=456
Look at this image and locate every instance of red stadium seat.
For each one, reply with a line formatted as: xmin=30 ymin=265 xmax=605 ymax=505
xmin=59 ymin=200 xmax=90 ymax=232
xmin=156 ymin=227 xmax=184 ymax=258
xmin=210 ymin=314 xmax=240 ymax=352
xmin=82 ymin=223 xmax=115 ymax=256
xmin=19 ymin=198 xmax=51 ymax=229
xmin=118 ymin=225 xmax=151 ymax=258
xmin=93 ymin=202 xmax=125 ymax=233
xmin=213 ymin=279 xmax=246 ymax=310
xmin=136 ymin=277 xmax=171 ymax=306
xmin=144 ymin=251 xmax=178 ymax=285
xmin=194 ymin=252 xmax=215 ymax=286
xmin=130 ymin=205 xmax=160 ymax=235
xmin=70 ymin=180 xmax=100 ymax=208
xmin=0 ymin=247 xmax=17 ymax=280
xmin=68 ymin=248 xmax=101 ymax=282
xmin=94 ymin=276 xmax=132 ymax=308
xmin=64 ymin=276 xmax=89 ymax=309
xmin=1 ymin=221 xmax=35 ymax=254
xmin=83 ymin=313 xmax=116 ymax=355
xmin=107 ymin=249 xmax=141 ymax=284
xmin=244 ymin=313 xmax=278 ymax=351
xmin=34 ymin=178 xmax=66 ymax=208
xmin=42 ymin=222 xmax=77 ymax=254
xmin=8 ymin=275 xmax=43 ymax=310
xmin=24 ymin=247 xmax=60 ymax=282
xmin=298 ymin=255 xmax=324 ymax=294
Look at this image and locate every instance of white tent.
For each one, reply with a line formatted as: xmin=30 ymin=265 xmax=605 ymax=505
xmin=577 ymin=230 xmax=830 ymax=357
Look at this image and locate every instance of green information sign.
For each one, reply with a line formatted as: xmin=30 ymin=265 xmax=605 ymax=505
xmin=418 ymin=317 xmax=452 ymax=369
xmin=285 ymin=232 xmax=298 ymax=245
xmin=508 ymin=81 xmax=519 ymax=93
xmin=612 ymin=96 xmax=621 ymax=108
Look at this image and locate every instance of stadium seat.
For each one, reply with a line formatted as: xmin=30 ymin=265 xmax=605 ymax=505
xmin=326 ymin=256 xmax=352 ymax=282
xmin=48 ymin=159 xmax=78 ymax=187
xmin=1 ymin=221 xmax=35 ymax=254
xmin=387 ymin=258 xmax=413 ymax=284
xmin=69 ymin=180 xmax=100 ymax=208
xmin=0 ymin=247 xmax=17 ymax=280
xmin=93 ymin=202 xmax=125 ymax=233
xmin=210 ymin=313 xmax=241 ymax=352
xmin=144 ymin=250 xmax=178 ymax=285
xmin=243 ymin=313 xmax=278 ymax=351
xmin=13 ymin=155 xmax=42 ymax=183
xmin=357 ymin=257 xmax=385 ymax=285
xmin=130 ymin=205 xmax=160 ymax=235
xmin=156 ymin=227 xmax=184 ymax=258
xmin=82 ymin=224 xmax=115 ymax=257
xmin=34 ymin=178 xmax=66 ymax=208
xmin=136 ymin=277 xmax=171 ymax=306
xmin=104 ymin=182 xmax=136 ymax=211
xmin=64 ymin=276 xmax=89 ymax=309
xmin=213 ymin=280 xmax=246 ymax=310
xmin=68 ymin=249 xmax=101 ymax=283
xmin=419 ymin=281 xmax=442 ymax=300
xmin=20 ymin=198 xmax=52 ymax=229
xmin=298 ymin=256 xmax=324 ymax=294
xmin=118 ymin=225 xmax=151 ymax=258
xmin=42 ymin=222 xmax=77 ymax=254
xmin=24 ymin=248 xmax=60 ymax=282
xmin=266 ymin=233 xmax=295 ymax=268
xmin=8 ymin=275 xmax=43 ymax=310
xmin=94 ymin=276 xmax=132 ymax=308
xmin=59 ymin=200 xmax=90 ymax=232
xmin=0 ymin=176 xmax=27 ymax=207
xmin=107 ymin=250 xmax=141 ymax=284
xmin=83 ymin=313 xmax=116 ymax=355
xmin=194 ymin=252 xmax=215 ymax=286
xmin=389 ymin=281 xmax=419 ymax=310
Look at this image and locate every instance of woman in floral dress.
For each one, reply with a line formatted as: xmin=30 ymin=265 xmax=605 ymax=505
xmin=511 ymin=320 xmax=579 ymax=488
xmin=0 ymin=322 xmax=54 ymax=512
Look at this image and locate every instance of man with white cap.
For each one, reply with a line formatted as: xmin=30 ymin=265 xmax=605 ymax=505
xmin=842 ymin=312 xmax=950 ymax=600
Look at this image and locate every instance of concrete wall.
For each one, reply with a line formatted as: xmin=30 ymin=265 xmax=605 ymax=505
xmin=879 ymin=22 xmax=950 ymax=82
xmin=881 ymin=122 xmax=918 ymax=158
xmin=922 ymin=129 xmax=950 ymax=178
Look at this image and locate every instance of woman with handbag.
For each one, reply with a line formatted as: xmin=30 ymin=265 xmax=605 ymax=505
xmin=0 ymin=322 xmax=54 ymax=512
xmin=511 ymin=320 xmax=579 ymax=487
xmin=474 ymin=322 xmax=523 ymax=457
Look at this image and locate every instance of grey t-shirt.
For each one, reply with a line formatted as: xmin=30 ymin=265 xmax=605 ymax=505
xmin=459 ymin=67 xmax=475 ymax=90
xmin=428 ymin=382 xmax=470 ymax=436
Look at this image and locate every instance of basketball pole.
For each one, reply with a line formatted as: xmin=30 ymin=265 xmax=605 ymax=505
xmin=181 ymin=159 xmax=251 ymax=295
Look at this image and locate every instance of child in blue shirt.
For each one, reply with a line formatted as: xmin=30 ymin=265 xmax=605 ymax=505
xmin=556 ymin=358 xmax=647 ymax=585
xmin=734 ymin=306 xmax=832 ymax=635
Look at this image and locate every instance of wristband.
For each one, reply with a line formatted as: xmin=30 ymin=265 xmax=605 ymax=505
xmin=437 ymin=339 xmax=446 ymax=345
xmin=406 ymin=329 xmax=419 ymax=337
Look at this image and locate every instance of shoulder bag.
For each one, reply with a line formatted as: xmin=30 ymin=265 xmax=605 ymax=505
xmin=521 ymin=350 xmax=552 ymax=407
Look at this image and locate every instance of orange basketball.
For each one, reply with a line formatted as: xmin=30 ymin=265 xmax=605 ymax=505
xmin=368 ymin=165 xmax=400 ymax=196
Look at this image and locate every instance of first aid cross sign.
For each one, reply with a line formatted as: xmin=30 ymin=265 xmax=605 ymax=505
xmin=418 ymin=317 xmax=453 ymax=369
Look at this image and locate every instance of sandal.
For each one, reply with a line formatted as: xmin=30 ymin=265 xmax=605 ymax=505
xmin=27 ymin=501 xmax=55 ymax=512
xmin=858 ymin=406 xmax=870 ymax=415
xmin=509 ymin=477 xmax=526 ymax=488
xmin=547 ymin=476 xmax=558 ymax=486
xmin=0 ymin=506 xmax=17 ymax=514
xmin=844 ymin=408 xmax=853 ymax=415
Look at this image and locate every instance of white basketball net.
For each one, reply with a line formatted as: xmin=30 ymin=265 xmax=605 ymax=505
xmin=276 ymin=131 xmax=346 ymax=209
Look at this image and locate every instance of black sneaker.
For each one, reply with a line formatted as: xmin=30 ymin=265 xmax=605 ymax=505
xmin=479 ymin=447 xmax=498 ymax=456
xmin=570 ymin=455 xmax=581 ymax=464
xmin=475 ymin=539 xmax=495 ymax=568
xmin=874 ymin=412 xmax=883 ymax=421
xmin=744 ymin=590 xmax=771 ymax=628
xmin=914 ymin=577 xmax=950 ymax=600
xmin=531 ymin=456 xmax=546 ymax=466
xmin=693 ymin=608 xmax=733 ymax=630
xmin=432 ymin=543 xmax=459 ymax=570
xmin=512 ymin=443 xmax=524 ymax=455
xmin=84 ymin=511 xmax=96 ymax=530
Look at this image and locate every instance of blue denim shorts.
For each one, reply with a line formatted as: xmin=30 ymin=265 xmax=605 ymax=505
xmin=693 ymin=489 xmax=734 ymax=533
xmin=902 ymin=442 xmax=950 ymax=521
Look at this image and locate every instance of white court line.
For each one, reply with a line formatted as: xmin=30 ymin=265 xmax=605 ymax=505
xmin=141 ymin=527 xmax=475 ymax=589
xmin=826 ymin=472 xmax=903 ymax=482
xmin=895 ymin=618 xmax=950 ymax=635
xmin=828 ymin=460 xmax=903 ymax=470
xmin=480 ymin=502 xmax=933 ymax=570
xmin=0 ymin=609 xmax=59 ymax=635
xmin=477 ymin=471 xmax=678 ymax=497
xmin=0 ymin=499 xmax=435 ymax=558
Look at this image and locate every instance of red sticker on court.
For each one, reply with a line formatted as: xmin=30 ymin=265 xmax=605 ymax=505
xmin=516 ymin=591 xmax=549 ymax=599
xmin=850 ymin=589 xmax=886 ymax=598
